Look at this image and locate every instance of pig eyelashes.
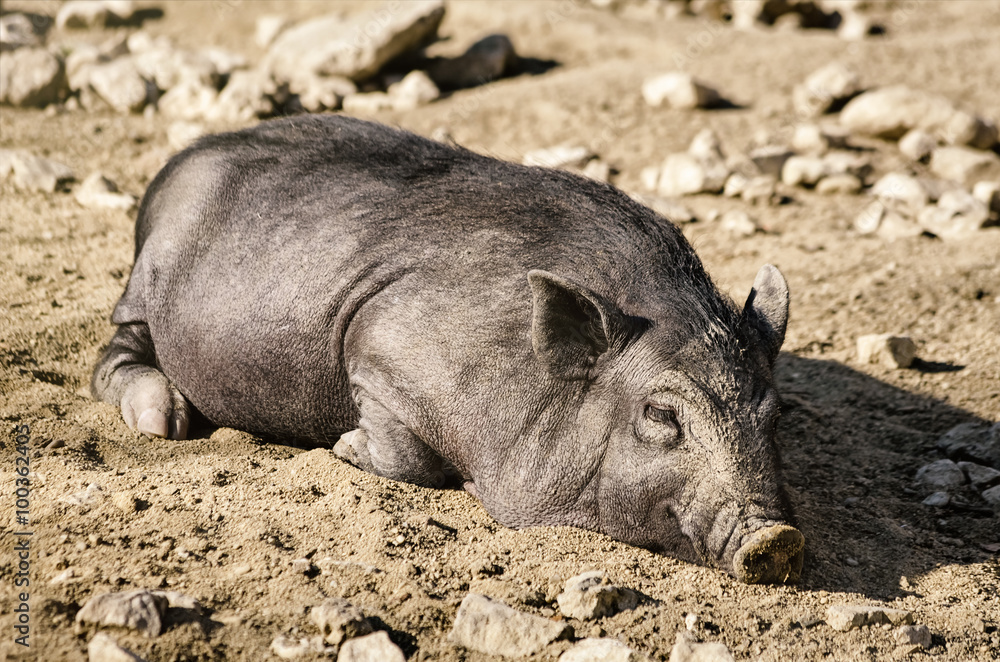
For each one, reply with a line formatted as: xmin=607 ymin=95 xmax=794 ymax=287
xmin=644 ymin=403 xmax=681 ymax=433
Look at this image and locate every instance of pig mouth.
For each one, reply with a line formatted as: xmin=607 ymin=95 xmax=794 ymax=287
xmin=731 ymin=524 xmax=804 ymax=584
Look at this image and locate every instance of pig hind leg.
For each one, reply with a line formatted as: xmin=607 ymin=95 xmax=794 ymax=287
xmin=92 ymin=322 xmax=191 ymax=439
xmin=333 ymin=392 xmax=459 ymax=489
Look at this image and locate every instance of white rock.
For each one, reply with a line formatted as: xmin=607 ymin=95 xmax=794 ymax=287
xmin=427 ymin=34 xmax=517 ymax=89
xmin=167 ymin=120 xmax=206 ymax=151
xmin=982 ymin=485 xmax=1000 ymax=509
xmin=269 ymin=635 xmax=329 ymax=660
xmin=0 ymin=47 xmax=65 ymax=107
xmin=871 ymin=172 xmax=930 ymax=215
xmin=581 ymin=159 xmax=612 ymax=183
xmin=74 ymin=172 xmax=136 ymax=210
xmin=125 ymin=31 xmax=171 ymax=54
xmin=642 ymin=72 xmax=721 ymax=109
xmin=854 ymin=200 xmax=885 ymax=235
xmin=523 ymin=145 xmax=594 ymax=170
xmin=86 ymin=57 xmax=154 ymax=113
xmin=688 ymin=129 xmax=724 ymax=161
xmin=740 ymin=175 xmax=777 ymax=204
xmin=918 ymin=189 xmax=991 ymax=239
xmin=657 ymin=153 xmax=725 ymax=197
xmin=723 ymin=172 xmax=749 ymax=198
xmin=449 ymin=593 xmax=572 ymax=657
xmin=898 ymin=129 xmax=937 ymax=162
xmin=0 ymin=149 xmax=75 ymax=192
xmin=76 ymin=589 xmax=168 ymax=638
xmin=791 ymin=123 xmax=840 ymax=154
xmin=972 ymin=180 xmax=1000 ymax=214
xmin=157 ymin=78 xmax=217 ymax=120
xmin=957 ymin=462 xmax=1000 ymax=490
xmin=856 ymin=334 xmax=916 ymax=369
xmin=825 ymin=604 xmax=913 ymax=632
xmin=286 ymin=73 xmax=353 ymax=113
xmin=208 ymin=69 xmax=278 ymax=121
xmin=561 ymin=638 xmax=651 ymax=662
xmin=840 ymin=85 xmax=997 ymax=148
xmin=199 ymin=48 xmax=247 ymax=78
xmin=837 ymin=11 xmax=876 ymax=40
xmin=338 ymin=631 xmax=405 ymax=662
xmin=816 ymin=173 xmax=861 ymax=195
xmin=57 ymin=1 xmax=136 ymax=30
xmin=342 ymin=91 xmax=394 ymax=114
xmin=310 ymin=598 xmax=372 ymax=646
xmin=256 ymin=15 xmax=292 ymax=48
xmin=88 ymin=632 xmax=145 ymax=662
xmin=668 ymin=633 xmax=735 ymax=662
xmin=388 ymin=69 xmax=439 ymax=110
xmin=1 ymin=12 xmax=49 ymax=51
xmin=781 ymin=155 xmax=827 ymax=187
xmin=792 ymin=62 xmax=861 ymax=117
xmin=685 ymin=613 xmax=700 ymax=631
xmin=640 ymin=165 xmax=661 ymax=191
xmin=915 ymin=459 xmax=966 ymax=491
xmin=267 ymin=1 xmax=445 ymax=84
xmin=929 ymin=146 xmax=1000 ymax=185
xmin=720 ymin=209 xmax=758 ymax=237
xmin=132 ymin=46 xmax=218 ymax=91
xmin=556 ymin=571 xmax=638 ymax=621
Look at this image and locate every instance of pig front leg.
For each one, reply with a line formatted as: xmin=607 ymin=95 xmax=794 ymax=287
xmin=333 ymin=390 xmax=460 ymax=489
xmin=91 ymin=322 xmax=191 ymax=439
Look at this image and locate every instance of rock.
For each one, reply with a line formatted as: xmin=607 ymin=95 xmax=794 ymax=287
xmin=1 ymin=12 xmax=50 ymax=51
xmin=748 ymin=146 xmax=793 ymax=178
xmin=982 ymin=485 xmax=1000 ymax=509
xmin=918 ymin=190 xmax=991 ymax=239
xmin=561 ymin=638 xmax=651 ymax=662
xmin=642 ymin=72 xmax=722 ymax=109
xmin=556 ymin=571 xmax=638 ymax=621
xmin=957 ymin=462 xmax=1000 ymax=490
xmin=427 ymin=34 xmax=518 ymax=90
xmin=791 ymin=123 xmax=848 ymax=154
xmin=915 ymin=459 xmax=966 ymax=491
xmin=793 ymin=62 xmax=861 ymax=117
xmin=88 ymin=632 xmax=145 ymax=662
xmin=111 ymin=491 xmax=139 ymax=513
xmin=76 ymin=589 xmax=168 ymax=638
xmin=200 ymin=47 xmax=247 ymax=78
xmin=894 ymin=625 xmax=932 ymax=649
xmin=668 ymin=633 xmax=735 ymax=662
xmin=929 ymin=146 xmax=1000 ymax=186
xmin=56 ymin=1 xmax=137 ymax=30
xmin=341 ymin=91 xmax=394 ymax=114
xmin=75 ymin=172 xmax=137 ymax=210
xmin=267 ymin=1 xmax=445 ymax=84
xmin=581 ymin=159 xmax=612 ymax=183
xmin=523 ymin=145 xmax=594 ymax=170
xmin=837 ymin=11 xmax=878 ymax=40
xmin=688 ymin=129 xmax=724 ymax=161
xmin=921 ymin=491 xmax=949 ymax=507
xmin=720 ymin=210 xmax=759 ymax=236
xmin=854 ymin=200 xmax=889 ymax=234
xmin=972 ymin=180 xmax=1000 ymax=214
xmin=936 ymin=422 xmax=1000 ymax=469
xmin=630 ymin=194 xmax=696 ymax=223
xmin=269 ymin=635 xmax=329 ymax=659
xmin=338 ymin=631 xmax=405 ymax=662
xmin=167 ymin=120 xmax=206 ymax=151
xmin=840 ymin=85 xmax=997 ymax=148
xmin=856 ymin=333 xmax=917 ymax=369
xmin=0 ymin=149 xmax=74 ymax=192
xmin=898 ymin=129 xmax=937 ymax=162
xmin=723 ymin=173 xmax=748 ymax=198
xmin=781 ymin=155 xmax=827 ymax=188
xmin=816 ymin=173 xmax=861 ymax=195
xmin=822 ymin=151 xmax=871 ymax=180
xmin=132 ymin=45 xmax=218 ymax=91
xmin=740 ymin=175 xmax=778 ymax=205
xmin=256 ymin=15 xmax=292 ymax=48
xmin=825 ymin=605 xmax=913 ymax=632
xmin=310 ymin=598 xmax=372 ymax=646
xmin=871 ymin=172 xmax=930 ymax=216
xmin=0 ymin=47 xmax=66 ymax=107
xmin=387 ymin=70 xmax=439 ymax=110
xmin=657 ymin=153 xmax=728 ymax=196
xmin=209 ymin=69 xmax=279 ymax=121
xmin=449 ymin=593 xmax=572 ymax=657
xmin=85 ymin=57 xmax=155 ymax=113
xmin=157 ymin=78 xmax=217 ymax=120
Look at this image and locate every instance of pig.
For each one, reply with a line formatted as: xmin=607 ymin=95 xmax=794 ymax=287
xmin=92 ymin=114 xmax=804 ymax=584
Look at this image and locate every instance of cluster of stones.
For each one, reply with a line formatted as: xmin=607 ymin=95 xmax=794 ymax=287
xmin=915 ymin=422 xmax=1000 ymax=512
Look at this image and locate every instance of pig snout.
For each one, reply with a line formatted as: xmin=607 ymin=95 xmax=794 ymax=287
xmin=731 ymin=522 xmax=804 ymax=584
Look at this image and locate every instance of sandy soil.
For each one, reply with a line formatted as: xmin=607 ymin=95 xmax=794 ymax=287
xmin=2 ymin=1 xmax=999 ymax=660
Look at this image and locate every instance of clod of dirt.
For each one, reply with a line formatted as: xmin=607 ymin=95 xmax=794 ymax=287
xmin=0 ymin=148 xmax=74 ymax=191
xmin=561 ymin=637 xmax=650 ymax=662
xmin=449 ymin=593 xmax=572 ymax=657
xmin=269 ymin=634 xmax=329 ymax=659
xmin=310 ymin=598 xmax=373 ymax=646
xmin=338 ymin=631 xmax=406 ymax=662
xmin=0 ymin=47 xmax=66 ymax=107
xmin=76 ymin=589 xmax=168 ymax=638
xmin=87 ymin=632 xmax=145 ymax=662
xmin=894 ymin=624 xmax=933 ymax=649
xmin=668 ymin=632 xmax=735 ymax=662
xmin=824 ymin=604 xmax=914 ymax=632
xmin=74 ymin=172 xmax=136 ymax=210
xmin=556 ymin=570 xmax=638 ymax=621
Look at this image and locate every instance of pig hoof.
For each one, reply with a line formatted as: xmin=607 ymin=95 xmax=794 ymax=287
xmin=120 ymin=372 xmax=190 ymax=440
xmin=732 ymin=524 xmax=804 ymax=584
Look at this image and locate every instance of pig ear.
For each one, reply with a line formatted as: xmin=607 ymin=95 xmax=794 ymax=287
xmin=527 ymin=270 xmax=625 ymax=380
xmin=742 ymin=264 xmax=789 ymax=362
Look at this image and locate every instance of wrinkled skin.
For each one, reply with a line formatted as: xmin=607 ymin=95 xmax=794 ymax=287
xmin=93 ymin=115 xmax=803 ymax=583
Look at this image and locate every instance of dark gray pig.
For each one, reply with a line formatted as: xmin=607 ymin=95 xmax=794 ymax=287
xmin=93 ymin=115 xmax=804 ymax=584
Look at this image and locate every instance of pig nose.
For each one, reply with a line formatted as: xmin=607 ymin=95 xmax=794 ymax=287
xmin=732 ymin=524 xmax=804 ymax=584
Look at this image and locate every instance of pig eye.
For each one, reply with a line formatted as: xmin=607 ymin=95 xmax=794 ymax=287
xmin=644 ymin=404 xmax=679 ymax=430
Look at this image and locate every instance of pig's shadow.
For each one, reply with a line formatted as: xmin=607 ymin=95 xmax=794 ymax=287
xmin=774 ymin=353 xmax=995 ymax=598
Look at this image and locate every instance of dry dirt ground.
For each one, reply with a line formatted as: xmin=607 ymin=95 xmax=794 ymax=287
xmin=2 ymin=1 xmax=999 ymax=661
